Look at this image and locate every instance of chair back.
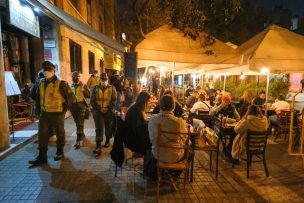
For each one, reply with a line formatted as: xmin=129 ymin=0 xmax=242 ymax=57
xmin=278 ymin=110 xmax=291 ymax=129
xmin=156 ymin=125 xmax=191 ymax=165
xmin=247 ymin=130 xmax=268 ymax=153
xmin=212 ymin=117 xmax=222 ymax=136
xmin=197 ymin=109 xmax=211 ymax=127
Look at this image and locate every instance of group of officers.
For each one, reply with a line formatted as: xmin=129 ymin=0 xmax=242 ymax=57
xmin=29 ymin=61 xmax=117 ymax=165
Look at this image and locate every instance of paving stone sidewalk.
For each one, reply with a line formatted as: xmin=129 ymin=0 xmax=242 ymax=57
xmin=0 ymin=116 xmax=303 ymax=203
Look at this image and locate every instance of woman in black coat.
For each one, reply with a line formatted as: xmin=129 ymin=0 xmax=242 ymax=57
xmin=124 ymin=91 xmax=151 ymax=155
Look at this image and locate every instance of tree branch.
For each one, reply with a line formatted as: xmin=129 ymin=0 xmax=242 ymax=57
xmin=132 ymin=0 xmax=150 ymax=39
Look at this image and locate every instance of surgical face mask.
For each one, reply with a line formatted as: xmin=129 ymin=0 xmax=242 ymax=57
xmin=101 ymin=81 xmax=108 ymax=87
xmin=44 ymin=70 xmax=54 ymax=79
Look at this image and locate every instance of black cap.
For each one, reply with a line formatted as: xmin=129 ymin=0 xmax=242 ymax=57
xmin=41 ymin=61 xmax=55 ymax=71
xmin=72 ymin=71 xmax=80 ymax=78
xmin=100 ymin=73 xmax=109 ymax=80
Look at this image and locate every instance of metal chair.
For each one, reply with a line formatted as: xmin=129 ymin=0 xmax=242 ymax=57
xmin=195 ymin=127 xmax=220 ymax=180
xmin=275 ymin=110 xmax=291 ymax=141
xmin=156 ymin=125 xmax=191 ymax=201
xmin=243 ymin=130 xmax=269 ymax=178
xmin=197 ymin=109 xmax=212 ymax=127
xmin=212 ymin=117 xmax=230 ymax=152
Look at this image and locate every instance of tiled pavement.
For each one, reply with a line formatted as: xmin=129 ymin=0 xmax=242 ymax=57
xmin=0 ymin=116 xmax=304 ymax=203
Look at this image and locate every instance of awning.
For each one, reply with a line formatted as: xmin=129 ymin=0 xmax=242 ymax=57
xmin=26 ymin=0 xmax=125 ymax=55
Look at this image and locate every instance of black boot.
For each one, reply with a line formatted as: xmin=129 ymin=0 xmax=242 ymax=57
xmin=103 ymin=137 xmax=110 ymax=148
xmin=29 ymin=150 xmax=47 ymax=165
xmin=93 ymin=142 xmax=102 ymax=156
xmin=74 ymin=141 xmax=81 ymax=149
xmin=54 ymin=148 xmax=64 ymax=161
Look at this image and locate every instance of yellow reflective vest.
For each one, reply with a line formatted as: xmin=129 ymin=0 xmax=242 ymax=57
xmin=39 ymin=79 xmax=63 ymax=112
xmin=71 ymin=83 xmax=85 ymax=102
xmin=96 ymin=86 xmax=113 ymax=111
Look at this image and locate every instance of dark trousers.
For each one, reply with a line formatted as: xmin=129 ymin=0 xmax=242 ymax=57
xmin=38 ymin=111 xmax=66 ymax=153
xmin=93 ymin=110 xmax=114 ymax=142
xmin=71 ymin=103 xmax=86 ymax=141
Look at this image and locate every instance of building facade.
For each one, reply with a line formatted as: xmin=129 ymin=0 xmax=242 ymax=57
xmin=0 ymin=0 xmax=123 ymax=151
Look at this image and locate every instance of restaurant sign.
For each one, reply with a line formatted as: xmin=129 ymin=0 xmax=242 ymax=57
xmin=8 ymin=0 xmax=40 ymax=38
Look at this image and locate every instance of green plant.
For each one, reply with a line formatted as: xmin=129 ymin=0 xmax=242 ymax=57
xmin=212 ymin=75 xmax=289 ymax=102
xmin=269 ymin=76 xmax=290 ymax=101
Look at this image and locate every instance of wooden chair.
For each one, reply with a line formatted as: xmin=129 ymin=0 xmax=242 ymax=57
xmin=242 ymin=130 xmax=269 ymax=178
xmin=156 ymin=125 xmax=191 ymax=201
xmin=195 ymin=127 xmax=220 ymax=180
xmin=12 ymin=103 xmax=31 ymax=120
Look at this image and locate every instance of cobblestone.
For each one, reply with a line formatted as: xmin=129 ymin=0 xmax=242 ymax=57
xmin=0 ymin=116 xmax=303 ymax=202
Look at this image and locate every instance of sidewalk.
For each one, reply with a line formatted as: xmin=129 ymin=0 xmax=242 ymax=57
xmin=0 ymin=116 xmax=303 ymax=202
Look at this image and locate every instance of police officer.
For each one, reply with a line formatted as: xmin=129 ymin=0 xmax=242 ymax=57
xmin=70 ymin=71 xmax=90 ymax=149
xmin=91 ymin=73 xmax=117 ymax=155
xmin=87 ymin=70 xmax=100 ymax=91
xmin=29 ymin=61 xmax=76 ymax=165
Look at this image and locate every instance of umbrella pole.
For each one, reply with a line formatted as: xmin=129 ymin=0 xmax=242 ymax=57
xmin=265 ymin=70 xmax=270 ymax=116
xmin=171 ymin=62 xmax=175 ymax=89
xmin=182 ymin=72 xmax=185 ymax=104
xmin=223 ymin=74 xmax=227 ymax=92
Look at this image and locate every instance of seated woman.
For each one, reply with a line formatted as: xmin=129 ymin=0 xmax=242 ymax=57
xmin=232 ymin=105 xmax=268 ymax=160
xmin=125 ymin=91 xmax=151 ymax=155
xmin=148 ymin=95 xmax=189 ymax=163
xmin=152 ymin=90 xmax=183 ymax=117
xmin=209 ymin=93 xmax=240 ymax=120
xmin=239 ymin=90 xmax=253 ymax=118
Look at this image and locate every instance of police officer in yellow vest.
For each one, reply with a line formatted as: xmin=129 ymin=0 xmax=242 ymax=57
xmin=70 ymin=71 xmax=90 ymax=149
xmin=91 ymin=73 xmax=117 ymax=156
xmin=29 ymin=61 xmax=76 ymax=165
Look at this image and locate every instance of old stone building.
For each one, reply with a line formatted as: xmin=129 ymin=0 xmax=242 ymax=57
xmin=0 ymin=0 xmax=123 ymax=151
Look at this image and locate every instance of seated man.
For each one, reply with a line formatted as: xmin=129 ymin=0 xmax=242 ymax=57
xmin=252 ymin=91 xmax=266 ymax=107
xmin=190 ymin=93 xmax=211 ymax=114
xmin=148 ymin=95 xmax=189 ymax=163
xmin=268 ymin=94 xmax=290 ymax=132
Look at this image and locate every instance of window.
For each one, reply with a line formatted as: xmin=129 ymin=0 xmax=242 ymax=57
xmin=70 ymin=0 xmax=79 ymax=11
xmin=88 ymin=51 xmax=95 ymax=74
xmin=87 ymin=0 xmax=92 ymax=25
xmin=69 ymin=40 xmax=82 ymax=73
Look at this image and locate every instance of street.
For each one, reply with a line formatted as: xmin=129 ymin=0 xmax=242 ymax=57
xmin=0 ymin=115 xmax=303 ymax=202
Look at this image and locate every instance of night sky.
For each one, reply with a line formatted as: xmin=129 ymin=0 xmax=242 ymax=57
xmin=261 ymin=0 xmax=304 ymax=17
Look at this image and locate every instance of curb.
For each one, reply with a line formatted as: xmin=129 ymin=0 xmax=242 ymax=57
xmin=0 ymin=133 xmax=38 ymax=161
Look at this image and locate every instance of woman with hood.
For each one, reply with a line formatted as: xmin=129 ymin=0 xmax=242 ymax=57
xmin=231 ymin=105 xmax=268 ymax=160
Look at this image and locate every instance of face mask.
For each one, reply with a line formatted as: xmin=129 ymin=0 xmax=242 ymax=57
xmin=101 ymin=81 xmax=108 ymax=87
xmin=72 ymin=77 xmax=79 ymax=84
xmin=44 ymin=71 xmax=54 ymax=79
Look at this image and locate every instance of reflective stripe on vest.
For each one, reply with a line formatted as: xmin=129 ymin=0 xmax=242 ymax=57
xmin=96 ymin=86 xmax=112 ymax=110
xmin=71 ymin=84 xmax=85 ymax=102
xmin=39 ymin=79 xmax=63 ymax=112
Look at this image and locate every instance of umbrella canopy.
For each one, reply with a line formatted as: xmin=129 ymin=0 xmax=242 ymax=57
xmin=238 ymin=24 xmax=304 ymax=73
xmin=136 ymin=24 xmax=241 ymax=74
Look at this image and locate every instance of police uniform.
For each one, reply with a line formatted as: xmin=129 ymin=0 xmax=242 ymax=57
xmin=29 ymin=61 xmax=76 ymax=165
xmin=70 ymin=72 xmax=90 ymax=149
xmin=91 ymin=73 xmax=117 ymax=155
